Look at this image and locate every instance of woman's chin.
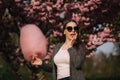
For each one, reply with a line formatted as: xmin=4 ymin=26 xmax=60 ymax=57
xmin=69 ymin=38 xmax=77 ymax=41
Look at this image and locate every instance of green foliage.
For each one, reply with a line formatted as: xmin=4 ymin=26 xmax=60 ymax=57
xmin=0 ymin=0 xmax=120 ymax=80
xmin=84 ymin=55 xmax=120 ymax=80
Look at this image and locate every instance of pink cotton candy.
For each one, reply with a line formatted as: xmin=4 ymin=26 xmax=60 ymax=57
xmin=20 ymin=24 xmax=47 ymax=62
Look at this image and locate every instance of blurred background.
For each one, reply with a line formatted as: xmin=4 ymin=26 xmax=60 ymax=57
xmin=0 ymin=0 xmax=120 ymax=80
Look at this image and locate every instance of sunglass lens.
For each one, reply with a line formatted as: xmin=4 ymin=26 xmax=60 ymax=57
xmin=74 ymin=27 xmax=79 ymax=31
xmin=66 ymin=26 xmax=79 ymax=32
xmin=67 ymin=27 xmax=72 ymax=32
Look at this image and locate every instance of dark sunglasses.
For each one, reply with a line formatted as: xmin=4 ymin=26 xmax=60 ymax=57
xmin=66 ymin=26 xmax=79 ymax=32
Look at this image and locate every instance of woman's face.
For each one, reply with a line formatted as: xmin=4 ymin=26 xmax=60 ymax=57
xmin=64 ymin=21 xmax=79 ymax=41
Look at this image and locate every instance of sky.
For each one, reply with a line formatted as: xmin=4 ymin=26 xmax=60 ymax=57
xmin=94 ymin=42 xmax=120 ymax=58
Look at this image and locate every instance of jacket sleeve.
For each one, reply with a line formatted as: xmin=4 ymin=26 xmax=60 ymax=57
xmin=40 ymin=44 xmax=58 ymax=72
xmin=76 ymin=44 xmax=86 ymax=70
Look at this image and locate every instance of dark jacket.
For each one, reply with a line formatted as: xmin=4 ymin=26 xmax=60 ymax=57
xmin=42 ymin=43 xmax=86 ymax=80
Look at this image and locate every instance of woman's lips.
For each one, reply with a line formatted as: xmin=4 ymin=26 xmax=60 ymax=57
xmin=70 ymin=33 xmax=76 ymax=38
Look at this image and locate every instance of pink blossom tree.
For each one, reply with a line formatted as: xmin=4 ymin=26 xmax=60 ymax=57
xmin=0 ymin=0 xmax=120 ymax=79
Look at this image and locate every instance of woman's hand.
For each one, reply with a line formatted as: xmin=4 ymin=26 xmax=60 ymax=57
xmin=31 ymin=56 xmax=43 ymax=66
xmin=86 ymin=52 xmax=94 ymax=58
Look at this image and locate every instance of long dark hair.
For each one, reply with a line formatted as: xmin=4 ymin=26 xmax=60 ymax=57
xmin=62 ymin=19 xmax=82 ymax=49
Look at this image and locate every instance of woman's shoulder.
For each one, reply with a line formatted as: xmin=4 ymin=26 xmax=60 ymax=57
xmin=52 ymin=43 xmax=63 ymax=55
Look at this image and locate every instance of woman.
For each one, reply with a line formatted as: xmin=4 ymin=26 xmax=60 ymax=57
xmin=32 ymin=20 xmax=91 ymax=80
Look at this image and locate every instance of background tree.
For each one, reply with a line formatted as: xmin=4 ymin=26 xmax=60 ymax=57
xmin=0 ymin=0 xmax=120 ymax=80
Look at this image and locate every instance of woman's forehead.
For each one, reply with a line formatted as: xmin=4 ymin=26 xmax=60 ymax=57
xmin=66 ymin=21 xmax=77 ymax=26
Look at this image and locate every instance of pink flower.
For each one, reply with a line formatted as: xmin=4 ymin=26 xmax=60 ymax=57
xmin=41 ymin=17 xmax=46 ymax=21
xmin=103 ymin=27 xmax=111 ymax=33
xmin=87 ymin=0 xmax=95 ymax=6
xmin=53 ymin=30 xmax=62 ymax=37
xmin=90 ymin=6 xmax=95 ymax=11
xmin=84 ymin=22 xmax=90 ymax=26
xmin=81 ymin=16 xmax=86 ymax=21
xmin=49 ymin=19 xmax=56 ymax=24
xmin=46 ymin=6 xmax=52 ymax=11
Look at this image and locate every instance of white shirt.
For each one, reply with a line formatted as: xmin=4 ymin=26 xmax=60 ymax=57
xmin=54 ymin=49 xmax=70 ymax=79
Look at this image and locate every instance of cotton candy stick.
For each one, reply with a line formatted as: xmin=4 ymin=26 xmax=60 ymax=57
xmin=20 ymin=24 xmax=47 ymax=62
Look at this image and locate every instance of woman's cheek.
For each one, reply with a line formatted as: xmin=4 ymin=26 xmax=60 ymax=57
xmin=20 ymin=24 xmax=47 ymax=62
